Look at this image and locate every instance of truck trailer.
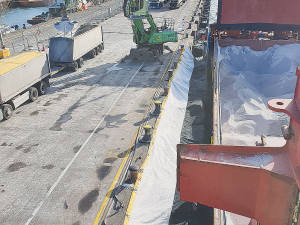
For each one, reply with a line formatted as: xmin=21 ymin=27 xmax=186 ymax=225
xmin=0 ymin=51 xmax=51 ymax=120
xmin=49 ymin=24 xmax=104 ymax=71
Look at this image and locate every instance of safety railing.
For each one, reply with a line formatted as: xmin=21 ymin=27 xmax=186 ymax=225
xmin=1 ymin=0 xmax=123 ymax=54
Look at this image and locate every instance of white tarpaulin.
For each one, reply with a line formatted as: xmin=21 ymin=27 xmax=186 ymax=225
xmin=128 ymin=47 xmax=194 ymax=225
xmin=218 ymin=43 xmax=300 ymax=224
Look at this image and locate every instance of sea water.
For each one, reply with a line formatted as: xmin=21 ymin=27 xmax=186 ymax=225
xmin=0 ymin=7 xmax=49 ymax=28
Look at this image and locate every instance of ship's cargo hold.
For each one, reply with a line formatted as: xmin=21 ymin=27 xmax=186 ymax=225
xmin=176 ymin=0 xmax=300 ymax=223
xmin=179 ymin=33 xmax=300 ymax=225
xmin=49 ymin=24 xmax=104 ymax=71
xmin=0 ymin=51 xmax=51 ymax=120
xmin=178 ymin=65 xmax=300 ymax=225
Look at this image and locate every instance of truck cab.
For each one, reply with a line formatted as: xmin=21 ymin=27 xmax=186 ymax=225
xmin=149 ymin=0 xmax=164 ymax=8
xmin=169 ymin=0 xmax=183 ymax=9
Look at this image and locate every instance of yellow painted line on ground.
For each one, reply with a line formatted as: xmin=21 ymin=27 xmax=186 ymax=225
xmin=93 ymin=130 xmax=139 ymax=225
xmin=93 ymin=61 xmax=150 ymax=225
xmin=4 ymin=36 xmax=12 ymax=43
xmin=50 ymin=67 xmax=65 ymax=76
xmin=96 ymin=2 xmax=199 ymax=222
xmin=124 ymin=92 xmax=167 ymax=224
xmin=123 ymin=0 xmax=200 ymax=222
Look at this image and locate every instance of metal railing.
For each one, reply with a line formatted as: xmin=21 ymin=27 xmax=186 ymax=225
xmin=1 ymin=0 xmax=123 ymax=54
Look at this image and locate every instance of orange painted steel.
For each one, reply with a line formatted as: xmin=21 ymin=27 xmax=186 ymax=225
xmin=177 ymin=67 xmax=300 ymax=225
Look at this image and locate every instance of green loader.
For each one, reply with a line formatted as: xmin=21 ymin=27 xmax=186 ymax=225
xmin=123 ymin=0 xmax=178 ymax=60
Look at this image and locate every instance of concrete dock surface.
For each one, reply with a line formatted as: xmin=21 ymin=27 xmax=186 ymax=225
xmin=0 ymin=0 xmax=200 ymax=224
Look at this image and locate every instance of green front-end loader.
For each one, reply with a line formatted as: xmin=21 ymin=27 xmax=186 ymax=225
xmin=123 ymin=0 xmax=178 ymax=60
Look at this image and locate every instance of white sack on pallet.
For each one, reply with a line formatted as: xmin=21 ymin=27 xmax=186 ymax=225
xmin=128 ymin=47 xmax=194 ymax=225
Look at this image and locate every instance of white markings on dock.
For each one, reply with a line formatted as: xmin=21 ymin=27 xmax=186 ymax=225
xmin=24 ymin=62 xmax=145 ymax=225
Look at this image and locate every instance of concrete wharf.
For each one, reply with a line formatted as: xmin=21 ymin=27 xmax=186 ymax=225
xmin=0 ymin=0 xmax=209 ymax=224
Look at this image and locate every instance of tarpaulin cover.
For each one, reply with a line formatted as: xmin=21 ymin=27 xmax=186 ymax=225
xmin=217 ymin=43 xmax=300 ymax=224
xmin=128 ymin=47 xmax=194 ymax=225
xmin=215 ymin=0 xmax=300 ymax=31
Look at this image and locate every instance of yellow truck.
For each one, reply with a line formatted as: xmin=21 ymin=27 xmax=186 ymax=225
xmin=0 ymin=51 xmax=51 ymax=120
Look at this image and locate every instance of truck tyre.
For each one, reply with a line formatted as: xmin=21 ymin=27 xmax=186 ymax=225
xmin=90 ymin=49 xmax=96 ymax=58
xmin=2 ymin=104 xmax=13 ymax=120
xmin=38 ymin=80 xmax=48 ymax=95
xmin=78 ymin=58 xmax=84 ymax=68
xmin=96 ymin=46 xmax=101 ymax=55
xmin=72 ymin=61 xmax=78 ymax=72
xmin=29 ymin=87 xmax=38 ymax=102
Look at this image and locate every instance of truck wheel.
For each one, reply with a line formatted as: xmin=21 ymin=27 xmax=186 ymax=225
xmin=78 ymin=58 xmax=84 ymax=68
xmin=90 ymin=49 xmax=96 ymax=58
xmin=2 ymin=104 xmax=13 ymax=120
xmin=72 ymin=61 xmax=78 ymax=72
xmin=96 ymin=46 xmax=101 ymax=55
xmin=38 ymin=80 xmax=48 ymax=95
xmin=29 ymin=87 xmax=38 ymax=102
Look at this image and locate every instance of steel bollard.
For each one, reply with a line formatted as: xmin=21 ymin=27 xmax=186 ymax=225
xmin=139 ymin=125 xmax=152 ymax=143
xmin=166 ymin=69 xmax=173 ymax=80
xmin=128 ymin=165 xmax=139 ymax=182
xmin=180 ymin=45 xmax=184 ymax=55
xmin=173 ymin=61 xmax=178 ymax=68
xmin=152 ymin=101 xmax=162 ymax=116
xmin=164 ymin=87 xmax=169 ymax=96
